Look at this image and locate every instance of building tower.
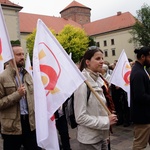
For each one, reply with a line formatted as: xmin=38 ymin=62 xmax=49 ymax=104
xmin=60 ymin=0 xmax=91 ymax=25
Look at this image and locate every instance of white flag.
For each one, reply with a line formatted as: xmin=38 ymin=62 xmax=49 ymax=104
xmin=25 ymin=53 xmax=33 ymax=77
xmin=109 ymin=50 xmax=131 ymax=106
xmin=0 ymin=5 xmax=14 ymax=72
xmin=33 ymin=19 xmax=85 ymax=149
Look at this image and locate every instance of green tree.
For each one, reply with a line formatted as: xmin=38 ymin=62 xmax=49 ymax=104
xmin=88 ymin=37 xmax=96 ymax=47
xmin=56 ymin=25 xmax=89 ymax=63
xmin=130 ymin=4 xmax=150 ymax=47
xmin=26 ymin=29 xmax=36 ymax=60
xmin=26 ymin=29 xmax=56 ymax=61
xmin=10 ymin=40 xmax=21 ymax=46
xmin=26 ymin=25 xmax=89 ymax=63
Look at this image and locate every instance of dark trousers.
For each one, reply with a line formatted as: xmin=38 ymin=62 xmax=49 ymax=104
xmin=2 ymin=115 xmax=41 ymax=150
xmin=56 ymin=115 xmax=71 ymax=150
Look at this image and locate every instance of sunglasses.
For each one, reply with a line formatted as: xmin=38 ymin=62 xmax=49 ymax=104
xmin=88 ymin=46 xmax=98 ymax=50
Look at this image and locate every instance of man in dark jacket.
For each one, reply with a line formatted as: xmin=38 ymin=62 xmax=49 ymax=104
xmin=130 ymin=46 xmax=150 ymax=150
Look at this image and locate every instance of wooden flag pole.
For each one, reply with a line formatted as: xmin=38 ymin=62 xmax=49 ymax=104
xmin=10 ymin=58 xmax=22 ymax=87
xmin=85 ymin=80 xmax=111 ymax=115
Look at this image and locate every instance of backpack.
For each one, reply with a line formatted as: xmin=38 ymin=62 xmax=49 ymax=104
xmin=65 ymin=85 xmax=91 ymax=129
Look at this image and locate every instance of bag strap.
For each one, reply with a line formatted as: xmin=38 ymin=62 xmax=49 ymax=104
xmin=87 ymin=84 xmax=91 ymax=102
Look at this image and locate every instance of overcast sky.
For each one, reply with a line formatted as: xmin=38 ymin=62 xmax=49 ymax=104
xmin=10 ymin=0 xmax=150 ymax=21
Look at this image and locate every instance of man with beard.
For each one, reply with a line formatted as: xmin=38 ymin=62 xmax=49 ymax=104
xmin=0 ymin=44 xmax=41 ymax=150
xmin=130 ymin=46 xmax=150 ymax=150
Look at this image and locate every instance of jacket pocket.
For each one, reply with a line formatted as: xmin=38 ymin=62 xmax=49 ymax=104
xmin=3 ymin=83 xmax=16 ymax=95
xmin=26 ymin=79 xmax=33 ymax=94
xmin=1 ymin=113 xmax=16 ymax=132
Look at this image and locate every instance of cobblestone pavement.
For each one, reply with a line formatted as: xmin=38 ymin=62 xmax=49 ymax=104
xmin=0 ymin=124 xmax=149 ymax=150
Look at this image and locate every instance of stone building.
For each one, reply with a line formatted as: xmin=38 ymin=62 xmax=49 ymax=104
xmin=0 ymin=0 xmax=136 ymax=63
xmin=60 ymin=1 xmax=91 ymax=25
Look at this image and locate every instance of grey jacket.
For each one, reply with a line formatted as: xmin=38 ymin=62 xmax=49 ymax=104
xmin=74 ymin=69 xmax=109 ymax=144
xmin=0 ymin=65 xmax=35 ymax=135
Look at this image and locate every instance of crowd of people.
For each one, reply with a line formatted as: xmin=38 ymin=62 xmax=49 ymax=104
xmin=56 ymin=46 xmax=150 ymax=150
xmin=0 ymin=43 xmax=150 ymax=150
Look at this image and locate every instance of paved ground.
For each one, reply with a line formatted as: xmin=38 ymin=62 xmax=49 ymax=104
xmin=0 ymin=124 xmax=149 ymax=150
xmin=69 ymin=124 xmax=150 ymax=150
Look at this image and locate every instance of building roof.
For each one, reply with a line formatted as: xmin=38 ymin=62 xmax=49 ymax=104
xmin=1 ymin=0 xmax=136 ymax=36
xmin=83 ymin=12 xmax=136 ymax=36
xmin=0 ymin=0 xmax=22 ymax=9
xmin=19 ymin=11 xmax=136 ymax=36
xmin=19 ymin=12 xmax=82 ymax=33
xmin=60 ymin=0 xmax=91 ymax=13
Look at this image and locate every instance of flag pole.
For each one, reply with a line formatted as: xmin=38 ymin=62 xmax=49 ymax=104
xmin=10 ymin=58 xmax=22 ymax=86
xmin=85 ymin=80 xmax=111 ymax=115
xmin=0 ymin=5 xmax=22 ymax=86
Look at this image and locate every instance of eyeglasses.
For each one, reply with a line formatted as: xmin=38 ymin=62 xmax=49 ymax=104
xmin=88 ymin=46 xmax=98 ymax=50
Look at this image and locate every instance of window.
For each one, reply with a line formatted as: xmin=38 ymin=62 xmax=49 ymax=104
xmin=112 ymin=48 xmax=116 ymax=56
xmin=96 ymin=42 xmax=100 ymax=47
xmin=104 ymin=50 xmax=108 ymax=57
xmin=104 ymin=40 xmax=107 ymax=46
xmin=111 ymin=39 xmax=115 ymax=45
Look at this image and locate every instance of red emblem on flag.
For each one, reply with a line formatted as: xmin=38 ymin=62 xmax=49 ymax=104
xmin=38 ymin=42 xmax=61 ymax=95
xmin=122 ymin=61 xmax=131 ymax=85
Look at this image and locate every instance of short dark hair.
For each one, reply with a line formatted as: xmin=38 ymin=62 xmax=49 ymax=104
xmin=134 ymin=47 xmax=150 ymax=59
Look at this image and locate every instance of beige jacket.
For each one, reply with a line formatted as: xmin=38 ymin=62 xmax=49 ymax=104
xmin=74 ymin=69 xmax=109 ymax=144
xmin=0 ymin=65 xmax=35 ymax=135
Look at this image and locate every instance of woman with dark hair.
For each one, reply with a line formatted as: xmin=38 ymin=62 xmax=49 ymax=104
xmin=74 ymin=46 xmax=117 ymax=150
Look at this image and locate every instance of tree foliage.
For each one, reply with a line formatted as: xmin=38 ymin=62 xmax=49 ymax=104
xmin=26 ymin=25 xmax=89 ymax=63
xmin=10 ymin=40 xmax=21 ymax=46
xmin=56 ymin=25 xmax=89 ymax=63
xmin=26 ymin=29 xmax=56 ymax=61
xmin=26 ymin=29 xmax=36 ymax=60
xmin=130 ymin=4 xmax=150 ymax=47
xmin=88 ymin=36 xmax=96 ymax=47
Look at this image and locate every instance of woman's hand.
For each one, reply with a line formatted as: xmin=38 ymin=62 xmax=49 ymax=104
xmin=109 ymin=114 xmax=118 ymax=125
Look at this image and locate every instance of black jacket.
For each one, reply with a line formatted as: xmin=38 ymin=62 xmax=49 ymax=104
xmin=130 ymin=61 xmax=150 ymax=124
